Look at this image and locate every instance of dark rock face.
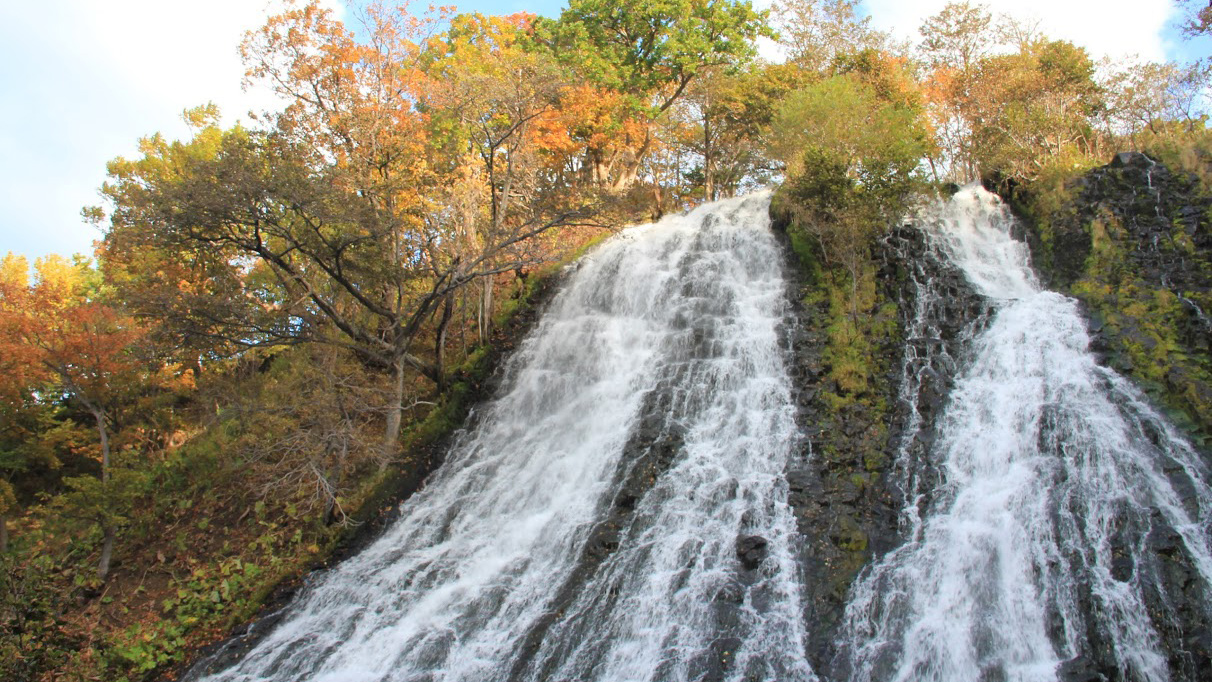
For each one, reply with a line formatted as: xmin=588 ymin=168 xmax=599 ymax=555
xmin=1041 ymin=151 xmax=1210 ymax=294
xmin=876 ymin=224 xmax=990 ymax=523
xmin=773 ymin=217 xmax=988 ymax=674
xmin=1057 ymin=656 xmax=1111 ymax=682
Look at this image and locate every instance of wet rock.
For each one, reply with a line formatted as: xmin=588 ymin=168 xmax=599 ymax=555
xmin=713 ymin=579 xmax=746 ymax=604
xmin=1151 ymin=518 xmax=1185 ymax=559
xmin=736 ymin=535 xmax=768 ymax=570
xmin=1109 ymin=549 xmax=1134 ymax=582
xmin=686 ymin=636 xmax=744 ymax=682
xmin=1111 ymin=151 xmax=1150 ymax=169
xmin=1057 ymin=656 xmax=1111 ymax=682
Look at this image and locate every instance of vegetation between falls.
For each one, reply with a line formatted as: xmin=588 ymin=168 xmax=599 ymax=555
xmin=3 ymin=0 xmax=1212 ymax=680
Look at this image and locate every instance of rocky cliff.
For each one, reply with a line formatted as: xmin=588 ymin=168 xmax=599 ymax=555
xmin=773 ymin=203 xmax=989 ymax=673
xmin=1009 ymin=152 xmax=1212 ymax=448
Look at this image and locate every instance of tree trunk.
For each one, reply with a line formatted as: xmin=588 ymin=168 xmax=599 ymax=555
xmin=0 ymin=514 xmax=8 ymax=553
xmin=98 ymin=524 xmax=115 ymax=582
xmin=478 ymin=276 xmax=495 ymax=345
xmin=321 ymin=456 xmax=339 ymax=526
xmin=94 ymin=408 xmax=110 ymax=484
xmin=93 ymin=408 xmax=114 ymax=581
xmin=380 ymin=360 xmax=406 ymax=469
xmin=587 ymin=149 xmax=612 ymax=185
xmin=704 ymin=113 xmax=715 ymax=202
xmin=606 ymin=128 xmax=652 ymax=192
xmin=322 ymin=492 xmax=335 ymax=526
xmin=434 ymin=293 xmax=455 ymax=393
xmin=610 ymin=162 xmax=641 ymax=192
xmin=324 ymin=439 xmax=349 ymax=526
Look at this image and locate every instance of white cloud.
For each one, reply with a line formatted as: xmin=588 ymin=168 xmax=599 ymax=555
xmin=863 ymin=0 xmax=1176 ymax=63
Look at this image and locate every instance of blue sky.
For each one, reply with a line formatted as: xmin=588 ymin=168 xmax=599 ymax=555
xmin=0 ymin=0 xmax=1202 ymax=262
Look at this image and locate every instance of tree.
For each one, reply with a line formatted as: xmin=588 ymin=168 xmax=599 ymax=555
xmin=775 ymin=0 xmax=889 ymax=73
xmin=915 ymin=2 xmax=996 ymax=180
xmin=93 ymin=115 xmax=280 ymax=374
xmin=967 ymin=39 xmax=1104 ymax=183
xmin=770 ymin=73 xmax=929 ymax=192
xmin=424 ymin=13 xmax=591 ymax=346
xmin=918 ymin=1 xmax=993 ymax=72
xmin=102 ymin=3 xmax=598 ymax=462
xmin=996 ymin=13 xmax=1043 ymax=53
xmin=0 ymin=395 xmax=61 ymax=555
xmin=0 ymin=255 xmax=145 ymax=580
xmin=669 ymin=62 xmax=803 ymax=200
xmin=1103 ymin=60 xmax=1212 ymax=140
xmin=770 ymin=72 xmax=930 ymax=314
xmin=533 ymin=0 xmax=771 ymax=189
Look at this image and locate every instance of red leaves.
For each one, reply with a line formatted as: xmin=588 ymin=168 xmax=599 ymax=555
xmin=0 ymin=254 xmax=144 ymax=441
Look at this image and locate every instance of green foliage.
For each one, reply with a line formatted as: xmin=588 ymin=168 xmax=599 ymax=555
xmin=771 ymin=74 xmax=929 ymax=195
xmin=52 ymin=467 xmax=145 ymax=532
xmin=779 ymin=200 xmax=898 ymax=458
xmin=0 ymin=553 xmax=75 ymax=681
xmin=0 ymin=399 xmax=62 ymax=507
xmin=771 ymin=71 xmax=928 ymax=373
xmin=534 ymin=0 xmax=771 ymax=112
xmin=965 ymin=39 xmax=1103 ymax=185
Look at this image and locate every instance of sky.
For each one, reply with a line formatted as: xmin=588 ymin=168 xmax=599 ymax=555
xmin=0 ymin=0 xmax=1203 ymax=262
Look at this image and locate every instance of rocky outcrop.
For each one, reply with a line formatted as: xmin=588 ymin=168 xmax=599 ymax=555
xmin=1042 ymin=152 xmax=1211 ymax=291
xmin=1008 ymin=152 xmax=1212 ymax=446
xmin=773 ymin=212 xmax=988 ymax=673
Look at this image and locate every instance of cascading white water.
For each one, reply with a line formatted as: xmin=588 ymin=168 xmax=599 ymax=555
xmin=837 ymin=187 xmax=1212 ymax=682
xmin=517 ymin=199 xmax=814 ymax=682
xmin=192 ymin=193 xmax=811 ymax=682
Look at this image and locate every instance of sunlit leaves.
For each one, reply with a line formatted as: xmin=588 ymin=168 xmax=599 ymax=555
xmin=966 ymin=40 xmax=1103 ymax=182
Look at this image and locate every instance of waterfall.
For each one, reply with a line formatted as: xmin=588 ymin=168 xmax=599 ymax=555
xmin=187 ymin=185 xmax=1210 ymax=682
xmin=836 ymin=187 xmax=1212 ymax=682
xmin=189 ymin=193 xmax=813 ymax=682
